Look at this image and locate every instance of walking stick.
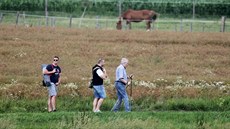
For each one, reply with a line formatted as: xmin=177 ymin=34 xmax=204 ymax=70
xmin=130 ymin=77 xmax=132 ymax=98
xmin=128 ymin=75 xmax=133 ymax=109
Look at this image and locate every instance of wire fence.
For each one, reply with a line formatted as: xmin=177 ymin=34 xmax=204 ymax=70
xmin=0 ymin=12 xmax=229 ymax=32
xmin=75 ymin=0 xmax=230 ymax=4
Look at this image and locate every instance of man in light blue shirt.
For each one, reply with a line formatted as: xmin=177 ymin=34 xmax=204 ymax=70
xmin=111 ymin=58 xmax=131 ymax=112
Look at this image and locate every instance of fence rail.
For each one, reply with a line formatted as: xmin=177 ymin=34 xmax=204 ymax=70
xmin=0 ymin=12 xmax=229 ymax=32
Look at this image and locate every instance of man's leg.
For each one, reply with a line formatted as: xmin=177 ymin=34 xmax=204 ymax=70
xmin=51 ymin=96 xmax=56 ymax=111
xmin=111 ymin=97 xmax=122 ymax=112
xmin=111 ymin=82 xmax=123 ymax=111
xmin=123 ymin=94 xmax=130 ymax=112
xmin=95 ymin=98 xmax=104 ymax=111
xmin=93 ymin=98 xmax=99 ymax=111
xmin=48 ymin=97 xmax=52 ymax=112
xmin=95 ymin=86 xmax=106 ymax=112
xmin=48 ymin=83 xmax=57 ymax=112
xmin=118 ymin=83 xmax=130 ymax=112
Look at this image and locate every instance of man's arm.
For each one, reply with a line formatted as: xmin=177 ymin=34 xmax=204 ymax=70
xmin=97 ymin=69 xmax=107 ymax=80
xmin=56 ymin=73 xmax=61 ymax=85
xmin=43 ymin=65 xmax=55 ymax=74
xmin=43 ymin=69 xmax=55 ymax=74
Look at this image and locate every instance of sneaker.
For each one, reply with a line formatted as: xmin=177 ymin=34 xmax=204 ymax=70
xmin=94 ymin=110 xmax=101 ymax=113
xmin=53 ymin=109 xmax=57 ymax=112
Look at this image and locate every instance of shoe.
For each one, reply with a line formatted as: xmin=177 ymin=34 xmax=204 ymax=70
xmin=53 ymin=109 xmax=57 ymax=112
xmin=94 ymin=110 xmax=101 ymax=113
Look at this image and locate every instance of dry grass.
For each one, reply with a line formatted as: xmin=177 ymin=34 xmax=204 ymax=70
xmin=0 ymin=25 xmax=229 ymax=83
xmin=0 ymin=25 xmax=230 ymax=99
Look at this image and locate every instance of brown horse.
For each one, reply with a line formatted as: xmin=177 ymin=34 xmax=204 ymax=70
xmin=116 ymin=9 xmax=158 ymax=31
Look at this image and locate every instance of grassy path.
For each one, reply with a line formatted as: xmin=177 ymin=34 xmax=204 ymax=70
xmin=0 ymin=111 xmax=229 ymax=129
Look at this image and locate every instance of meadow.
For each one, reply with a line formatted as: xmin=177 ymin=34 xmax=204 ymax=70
xmin=0 ymin=25 xmax=230 ymax=128
xmin=1 ymin=111 xmax=230 ymax=129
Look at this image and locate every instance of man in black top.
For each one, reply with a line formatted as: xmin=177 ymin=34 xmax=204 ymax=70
xmin=43 ymin=56 xmax=61 ymax=112
xmin=92 ymin=58 xmax=107 ymax=113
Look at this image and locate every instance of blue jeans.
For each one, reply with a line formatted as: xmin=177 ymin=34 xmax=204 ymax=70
xmin=111 ymin=82 xmax=131 ymax=112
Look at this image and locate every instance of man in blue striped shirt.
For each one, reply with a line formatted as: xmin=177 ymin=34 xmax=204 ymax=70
xmin=111 ymin=58 xmax=131 ymax=112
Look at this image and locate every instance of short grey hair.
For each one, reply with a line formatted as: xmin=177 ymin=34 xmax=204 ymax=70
xmin=121 ymin=58 xmax=128 ymax=64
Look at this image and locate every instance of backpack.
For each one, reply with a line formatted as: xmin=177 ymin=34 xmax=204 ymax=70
xmin=41 ymin=64 xmax=53 ymax=87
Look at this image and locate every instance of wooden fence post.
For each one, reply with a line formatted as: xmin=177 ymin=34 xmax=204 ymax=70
xmin=69 ymin=15 xmax=72 ymax=28
xmin=45 ymin=0 xmax=49 ymax=27
xmin=79 ymin=6 xmax=87 ymax=28
xmin=193 ymin=0 xmax=196 ymax=20
xmin=16 ymin=11 xmax=20 ymax=26
xmin=118 ymin=0 xmax=122 ymax=17
xmin=221 ymin=16 xmax=226 ymax=32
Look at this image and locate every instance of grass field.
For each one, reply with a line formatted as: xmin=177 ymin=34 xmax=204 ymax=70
xmin=0 ymin=25 xmax=229 ymax=82
xmin=0 ymin=25 xmax=230 ymax=128
xmin=0 ymin=111 xmax=230 ymax=129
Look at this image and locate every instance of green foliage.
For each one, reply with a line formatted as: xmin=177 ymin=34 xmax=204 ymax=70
xmin=0 ymin=111 xmax=230 ymax=129
xmin=196 ymin=113 xmax=206 ymax=129
xmin=154 ymin=97 xmax=230 ymax=111
xmin=0 ymin=96 xmax=230 ymax=113
xmin=0 ymin=0 xmax=229 ymax=17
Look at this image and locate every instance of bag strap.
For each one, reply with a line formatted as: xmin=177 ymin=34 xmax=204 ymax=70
xmin=93 ymin=67 xmax=100 ymax=72
xmin=92 ymin=66 xmax=100 ymax=77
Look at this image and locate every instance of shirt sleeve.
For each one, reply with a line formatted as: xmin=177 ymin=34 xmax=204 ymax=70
xmin=117 ymin=67 xmax=124 ymax=80
xmin=46 ymin=64 xmax=53 ymax=71
xmin=96 ymin=69 xmax=104 ymax=77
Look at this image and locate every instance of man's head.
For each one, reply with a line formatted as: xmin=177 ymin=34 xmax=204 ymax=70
xmin=98 ymin=58 xmax=105 ymax=67
xmin=121 ymin=58 xmax=128 ymax=68
xmin=53 ymin=56 xmax=59 ymax=65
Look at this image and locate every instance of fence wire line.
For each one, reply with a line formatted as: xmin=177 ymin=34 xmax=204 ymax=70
xmin=48 ymin=0 xmax=230 ymax=4
xmin=1 ymin=12 xmax=227 ymax=24
xmin=1 ymin=12 xmax=229 ymax=32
